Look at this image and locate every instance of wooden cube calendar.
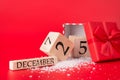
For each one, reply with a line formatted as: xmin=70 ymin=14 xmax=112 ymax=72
xmin=69 ymin=35 xmax=90 ymax=58
xmin=40 ymin=32 xmax=74 ymax=61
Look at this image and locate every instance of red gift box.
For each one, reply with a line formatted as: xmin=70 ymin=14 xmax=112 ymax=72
xmin=84 ymin=22 xmax=120 ymax=62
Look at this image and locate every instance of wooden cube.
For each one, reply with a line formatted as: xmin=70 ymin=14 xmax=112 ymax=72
xmin=40 ymin=32 xmax=74 ymax=61
xmin=9 ymin=56 xmax=57 ymax=70
xmin=69 ymin=35 xmax=90 ymax=58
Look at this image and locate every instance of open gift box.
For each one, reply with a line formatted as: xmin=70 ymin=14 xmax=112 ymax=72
xmin=63 ymin=22 xmax=120 ymax=62
xmin=84 ymin=22 xmax=120 ymax=62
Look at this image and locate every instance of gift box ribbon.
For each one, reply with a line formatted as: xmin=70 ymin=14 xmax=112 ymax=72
xmin=93 ymin=22 xmax=120 ymax=56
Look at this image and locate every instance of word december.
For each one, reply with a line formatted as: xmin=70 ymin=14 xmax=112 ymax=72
xmin=9 ymin=56 xmax=57 ymax=70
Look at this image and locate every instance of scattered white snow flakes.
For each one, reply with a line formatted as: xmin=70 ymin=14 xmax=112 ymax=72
xmin=30 ymin=57 xmax=94 ymax=72
xmin=67 ymin=73 xmax=71 ymax=77
xmin=29 ymin=75 xmax=33 ymax=78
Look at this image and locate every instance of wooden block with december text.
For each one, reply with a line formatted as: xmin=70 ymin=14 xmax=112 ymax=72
xmin=40 ymin=32 xmax=74 ymax=61
xmin=9 ymin=56 xmax=57 ymax=70
xmin=69 ymin=35 xmax=90 ymax=58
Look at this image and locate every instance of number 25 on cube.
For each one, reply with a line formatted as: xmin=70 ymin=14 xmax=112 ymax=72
xmin=40 ymin=32 xmax=74 ymax=61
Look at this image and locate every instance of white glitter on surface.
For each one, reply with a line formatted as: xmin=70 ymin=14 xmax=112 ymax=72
xmin=29 ymin=75 xmax=33 ymax=78
xmin=30 ymin=57 xmax=95 ymax=72
xmin=67 ymin=73 xmax=71 ymax=76
xmin=92 ymin=67 xmax=96 ymax=70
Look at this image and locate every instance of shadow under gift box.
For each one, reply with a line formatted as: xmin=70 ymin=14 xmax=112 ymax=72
xmin=84 ymin=22 xmax=120 ymax=62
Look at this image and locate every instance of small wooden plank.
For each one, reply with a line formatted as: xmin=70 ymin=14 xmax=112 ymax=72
xmin=9 ymin=56 xmax=57 ymax=70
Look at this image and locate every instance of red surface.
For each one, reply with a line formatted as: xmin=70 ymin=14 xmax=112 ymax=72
xmin=7 ymin=60 xmax=120 ymax=80
xmin=84 ymin=22 xmax=120 ymax=62
xmin=0 ymin=0 xmax=120 ymax=80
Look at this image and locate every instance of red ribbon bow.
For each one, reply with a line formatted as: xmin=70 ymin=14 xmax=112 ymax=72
xmin=93 ymin=22 xmax=120 ymax=56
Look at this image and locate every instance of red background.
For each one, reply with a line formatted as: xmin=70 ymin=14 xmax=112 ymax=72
xmin=0 ymin=0 xmax=120 ymax=80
